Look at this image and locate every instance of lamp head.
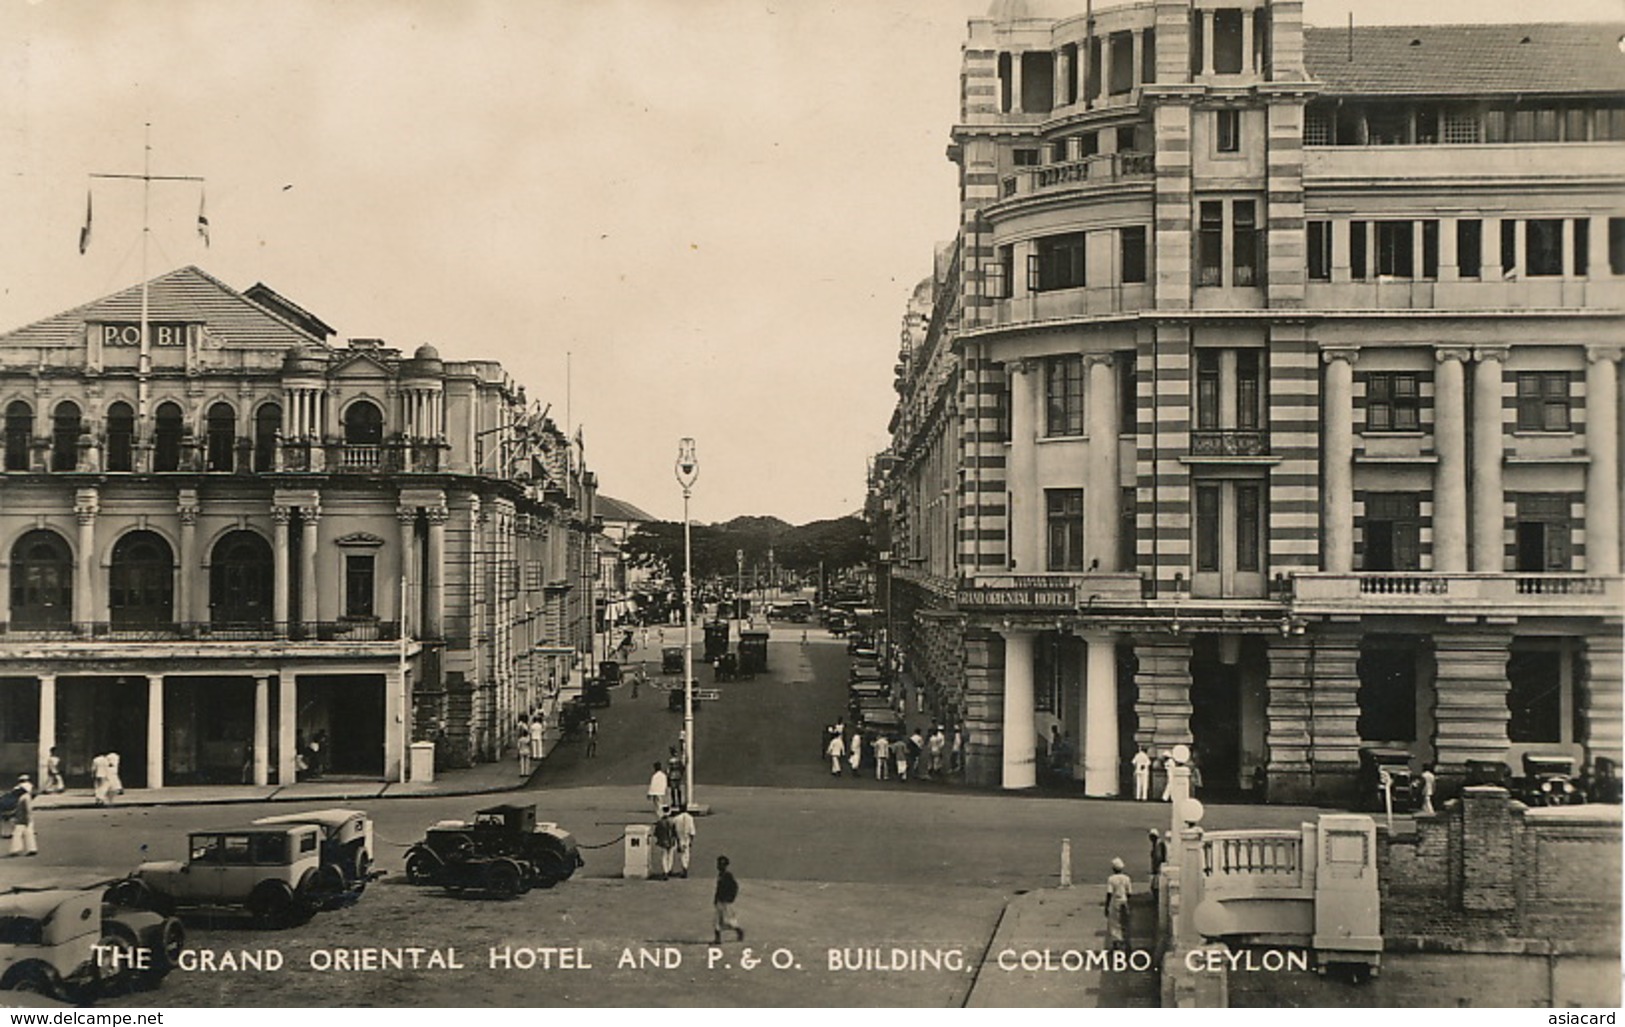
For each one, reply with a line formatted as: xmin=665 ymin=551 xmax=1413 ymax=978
xmin=675 ymin=437 xmax=699 ymax=488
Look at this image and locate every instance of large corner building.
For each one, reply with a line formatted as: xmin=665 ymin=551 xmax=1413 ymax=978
xmin=875 ymin=1 xmax=1625 ymax=801
xmin=0 ymin=267 xmax=597 ymax=788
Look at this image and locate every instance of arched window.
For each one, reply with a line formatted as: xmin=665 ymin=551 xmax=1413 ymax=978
xmin=110 ymin=531 xmax=174 ymax=628
xmin=253 ymin=403 xmax=281 ymax=473
xmin=343 ymin=400 xmax=383 ymax=445
xmin=153 ymin=402 xmax=184 ymax=472
xmin=9 ymin=530 xmax=72 ymax=628
xmin=209 ymin=530 xmax=273 ymax=626
xmin=206 ymin=402 xmax=236 ymax=472
xmin=51 ymin=401 xmax=81 ymax=472
xmin=105 ymin=402 xmax=135 ymax=472
xmin=3 ymin=400 xmax=31 ymax=471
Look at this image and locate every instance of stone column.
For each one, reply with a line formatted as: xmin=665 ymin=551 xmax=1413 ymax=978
xmin=1001 ymin=628 xmax=1037 ymax=789
xmin=1241 ymin=10 xmax=1255 ymax=72
xmin=146 ymin=674 xmax=164 ymax=790
xmin=36 ymin=674 xmax=55 ymax=784
xmin=1323 ymin=350 xmax=1357 ymax=573
xmin=1470 ymin=349 xmax=1507 ymax=572
xmin=397 ymin=507 xmax=418 ymax=637
xmin=1086 ymin=354 xmax=1121 ymax=571
xmin=252 ymin=675 xmax=270 ymax=786
xmin=1131 ymin=30 xmax=1144 ymax=87
xmin=272 ymin=506 xmax=292 ymax=635
xmin=1010 ymin=51 xmax=1023 ymax=114
xmin=1009 ymin=359 xmax=1040 ymax=571
xmin=300 ymin=507 xmax=320 ymax=632
xmin=1433 ymin=348 xmax=1471 ymax=572
xmin=426 ymin=507 xmax=447 ymax=639
xmin=278 ymin=672 xmax=297 ymax=785
xmin=74 ymin=488 xmax=98 ymax=629
xmin=1202 ymin=11 xmax=1216 ymax=75
xmin=1585 ymin=347 xmax=1622 ymax=574
xmin=1099 ymin=35 xmax=1113 ymax=97
xmin=1082 ymin=632 xmax=1120 ymax=796
xmin=1583 ymin=633 xmax=1623 ymax=762
xmin=386 ymin=667 xmax=407 ymax=783
xmin=177 ymin=492 xmax=199 ymax=625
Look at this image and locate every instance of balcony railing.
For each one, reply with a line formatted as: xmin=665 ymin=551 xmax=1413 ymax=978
xmin=279 ymin=441 xmax=442 ymax=475
xmin=0 ymin=620 xmax=404 ymax=643
xmin=1188 ymin=429 xmax=1270 ymax=457
xmin=999 ymin=152 xmax=1155 ymax=201
xmin=1291 ymin=572 xmax=1624 ymax=616
xmin=1199 ymin=830 xmax=1311 ymax=902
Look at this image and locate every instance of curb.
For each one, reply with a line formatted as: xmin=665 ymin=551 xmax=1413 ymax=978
xmin=30 ymin=778 xmax=530 ymax=812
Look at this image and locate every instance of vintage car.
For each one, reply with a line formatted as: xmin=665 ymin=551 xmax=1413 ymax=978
xmin=107 ymin=823 xmax=345 ymax=927
xmin=1518 ymin=753 xmax=1586 ymax=806
xmin=251 ymin=809 xmax=380 ymax=898
xmin=404 ymin=804 xmax=582 ymax=896
xmin=661 ymin=646 xmax=686 ymax=675
xmin=738 ymin=631 xmax=769 ymax=676
xmin=702 ymin=621 xmax=731 ymax=662
xmin=1 ymin=888 xmax=183 ymax=1001
xmin=1356 ymin=747 xmax=1416 ymax=811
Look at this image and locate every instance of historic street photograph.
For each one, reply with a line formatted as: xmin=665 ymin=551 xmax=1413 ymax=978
xmin=0 ymin=0 xmax=1621 ymax=1014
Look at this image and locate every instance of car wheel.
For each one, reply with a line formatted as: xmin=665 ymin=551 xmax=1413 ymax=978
xmin=351 ymin=847 xmax=372 ymax=883
xmin=308 ymin=863 xmax=347 ymax=905
xmin=95 ymin=921 xmax=142 ymax=994
xmin=485 ymin=859 xmax=523 ymax=898
xmin=136 ymin=917 xmax=186 ymax=989
xmin=3 ymin=963 xmax=63 ymax=1001
xmin=404 ymin=849 xmax=437 ymax=885
xmin=248 ymin=880 xmax=296 ymax=928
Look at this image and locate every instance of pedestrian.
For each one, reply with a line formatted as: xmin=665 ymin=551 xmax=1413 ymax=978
xmin=517 ymin=717 xmax=533 ymax=778
xmin=1148 ymin=828 xmax=1167 ymax=893
xmin=1419 ymin=762 xmax=1437 ymax=814
xmin=1132 ymin=746 xmax=1152 ymax=801
xmin=1189 ymin=753 xmax=1203 ymax=797
xmin=873 ymin=734 xmax=890 ymax=780
xmin=1161 ymin=751 xmax=1175 ymax=802
xmin=712 ymin=855 xmax=744 ymax=944
xmin=667 ymin=747 xmax=686 ymax=808
xmin=928 ymin=727 xmax=946 ymax=778
xmin=951 ymin=727 xmax=964 ymax=775
xmin=672 ymin=805 xmax=696 ymax=878
xmin=91 ymin=753 xmax=111 ymax=806
xmin=529 ymin=715 xmax=546 ymax=766
xmin=310 ymin=731 xmax=328 ymax=777
xmin=43 ymin=747 xmax=64 ymax=795
xmin=648 ymin=762 xmax=669 ymax=816
xmin=7 ymin=777 xmax=37 ymax=857
xmin=1104 ymin=857 xmax=1132 ymax=952
xmin=894 ymin=735 xmax=910 ymax=781
xmin=653 ymin=811 xmax=678 ymax=880
xmin=908 ymin=727 xmax=925 ymax=779
xmin=106 ymin=751 xmax=124 ymax=796
xmin=826 ymin=732 xmax=845 ymax=776
xmin=585 ymin=716 xmax=599 ymax=758
xmin=848 ymin=730 xmax=863 ymax=778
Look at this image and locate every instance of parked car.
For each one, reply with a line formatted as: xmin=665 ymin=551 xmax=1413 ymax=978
xmin=107 ymin=823 xmax=345 ymax=927
xmin=738 ymin=631 xmax=769 ymax=676
xmin=404 ymin=804 xmax=581 ymax=896
xmin=251 ymin=808 xmax=380 ymax=899
xmin=1 ymin=888 xmax=184 ymax=1001
xmin=1356 ymin=747 xmax=1416 ymax=811
xmin=661 ymin=646 xmax=685 ymax=675
xmin=1518 ymin=753 xmax=1585 ymax=806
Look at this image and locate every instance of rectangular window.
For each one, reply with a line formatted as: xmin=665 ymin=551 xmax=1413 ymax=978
xmin=1116 ymin=125 xmax=1138 ymax=153
xmin=1195 ymin=485 xmax=1221 ymax=573
xmin=1304 ymin=108 xmax=1333 ymax=146
xmin=1051 ymin=140 xmax=1069 ymax=163
xmin=1080 ymin=132 xmax=1099 ymax=157
xmin=1376 ymin=221 xmax=1414 ymax=277
xmin=1574 ymin=219 xmax=1590 ymax=277
xmin=1501 ymin=220 xmax=1517 ymax=277
xmin=1118 ymin=486 xmax=1138 ymax=572
xmin=1564 ymin=108 xmax=1590 ymax=142
xmin=1516 ymin=373 xmax=1571 ymax=432
xmin=1442 ymin=109 xmax=1481 ymax=144
xmin=1013 ymin=148 xmax=1040 ymax=167
xmin=1457 ymin=219 xmax=1482 ymax=278
xmin=1198 ymin=201 xmax=1224 ymax=286
xmin=1612 ymin=218 xmax=1625 ymax=276
xmin=1350 ymin=221 xmax=1368 ymax=280
xmin=992 ymin=365 xmax=1011 ymax=442
xmin=1196 ymin=350 xmax=1221 ymax=431
xmin=1526 ymin=219 xmax=1564 ymax=276
xmin=1236 ymin=350 xmax=1261 ymax=430
xmin=1216 ymin=109 xmax=1240 ymax=153
xmin=345 ymin=554 xmax=376 ymax=618
xmin=1046 ymin=489 xmax=1085 ymax=571
xmin=1421 ymin=220 xmax=1439 ymax=278
xmin=1033 ymin=232 xmax=1087 ymax=291
xmin=1045 ymin=355 xmax=1085 ymax=436
xmin=1366 ymin=373 xmax=1421 ymax=433
xmin=1363 ymin=493 xmax=1422 ymax=571
xmin=1236 ymin=483 xmax=1261 ymax=572
xmin=1120 ymin=226 xmax=1147 ymax=284
xmin=1118 ymin=353 xmax=1138 ymax=436
xmin=986 ymin=245 xmax=1014 ymax=299
xmin=1308 ymin=221 xmax=1332 ymax=280
xmin=1515 ymin=495 xmax=1573 ymax=573
xmin=1232 ymin=200 xmax=1258 ymax=286
xmin=1142 ymin=27 xmax=1156 ymax=83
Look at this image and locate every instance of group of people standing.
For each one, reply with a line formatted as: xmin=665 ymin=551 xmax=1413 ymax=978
xmin=823 ymin=721 xmax=962 ymax=782
xmin=91 ymin=751 xmax=124 ymax=805
xmin=647 ymin=742 xmax=688 ymax=815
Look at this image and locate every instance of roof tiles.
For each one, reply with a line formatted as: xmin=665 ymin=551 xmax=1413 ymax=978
xmin=1304 ymin=23 xmax=1625 ymax=96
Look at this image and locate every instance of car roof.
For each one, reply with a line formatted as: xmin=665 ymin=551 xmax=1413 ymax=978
xmin=191 ymin=824 xmax=315 ymax=836
xmin=253 ymin=808 xmax=367 ymax=828
xmin=476 ymin=804 xmax=535 ymax=815
xmin=0 ymin=889 xmax=88 ymax=916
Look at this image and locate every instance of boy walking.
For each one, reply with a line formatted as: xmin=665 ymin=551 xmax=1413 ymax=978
xmin=712 ymin=856 xmax=744 ymax=944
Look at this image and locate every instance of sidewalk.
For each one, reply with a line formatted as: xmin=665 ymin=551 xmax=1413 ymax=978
xmin=30 ymin=755 xmax=534 ymax=812
xmin=965 ymin=884 xmax=1160 ymax=1007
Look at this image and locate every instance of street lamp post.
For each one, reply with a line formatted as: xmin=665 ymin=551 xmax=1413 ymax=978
xmin=675 ymin=438 xmax=699 ymax=812
xmin=736 ymin=549 xmax=744 ymax=628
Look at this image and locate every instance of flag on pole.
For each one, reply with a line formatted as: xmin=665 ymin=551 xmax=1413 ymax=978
xmin=78 ymin=190 xmax=92 ymax=255
xmin=197 ymin=188 xmax=210 ymax=247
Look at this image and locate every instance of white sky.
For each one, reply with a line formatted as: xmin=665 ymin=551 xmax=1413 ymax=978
xmin=1 ymin=0 xmax=1619 ymax=525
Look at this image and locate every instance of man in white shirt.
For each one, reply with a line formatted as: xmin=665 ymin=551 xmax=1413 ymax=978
xmin=671 ymin=806 xmax=697 ymax=878
xmin=647 ymin=762 xmax=669 ymax=816
xmin=1132 ymin=746 xmax=1152 ymax=801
